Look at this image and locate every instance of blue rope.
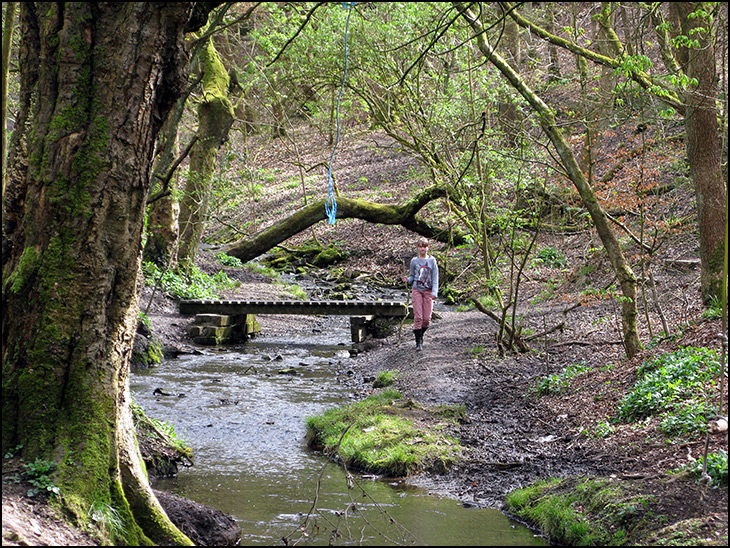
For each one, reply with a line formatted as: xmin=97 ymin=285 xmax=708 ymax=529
xmin=325 ymin=2 xmax=355 ymax=225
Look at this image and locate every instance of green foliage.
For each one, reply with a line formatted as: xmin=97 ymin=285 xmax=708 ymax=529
xmin=286 ymin=284 xmax=308 ymax=300
xmin=466 ymin=345 xmax=485 ymax=356
xmin=138 ymin=311 xmax=151 ymax=330
xmin=701 ymin=296 xmax=723 ymax=320
xmin=433 ymin=404 xmax=467 ymax=423
xmin=505 ymin=478 xmax=602 ymax=545
xmin=616 ymin=347 xmax=721 ymax=428
xmin=215 ymin=252 xmax=243 ymax=267
xmin=23 ymin=458 xmax=60 ymax=498
xmin=680 ymin=450 xmax=728 ymax=488
xmin=89 ymin=499 xmax=125 ymax=541
xmin=475 ymin=293 xmax=499 ymax=310
xmin=581 ymin=418 xmax=615 ymax=439
xmin=614 ymin=53 xmax=654 ymax=77
xmin=4 ymin=444 xmax=24 ymax=459
xmin=242 ymin=261 xmax=280 ymax=280
xmin=506 ymin=477 xmax=657 ymax=546
xmin=131 ymin=401 xmax=192 ymax=459
xmin=534 ymin=246 xmax=568 ymax=269
xmin=142 ymin=261 xmax=238 ymax=300
xmin=372 ymin=370 xmax=398 ymax=388
xmin=305 ymin=389 xmax=460 ymax=476
xmin=532 ymin=361 xmax=590 ymax=396
xmin=658 ymin=399 xmax=716 ymax=437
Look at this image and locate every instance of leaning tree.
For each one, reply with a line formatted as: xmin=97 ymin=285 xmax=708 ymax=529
xmin=453 ymin=2 xmax=644 ymax=357
xmin=2 ymin=3 xmax=219 ymax=544
xmin=502 ymin=1 xmax=727 ymax=305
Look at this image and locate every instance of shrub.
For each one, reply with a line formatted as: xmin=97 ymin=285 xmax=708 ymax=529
xmin=532 ymin=361 xmax=590 ymax=395
xmin=215 ymin=251 xmax=243 ymax=267
xmin=617 ymin=347 xmax=720 ymax=423
xmin=658 ymin=399 xmax=717 ymax=437
xmin=535 ymin=246 xmax=568 ymax=268
xmin=142 ymin=261 xmax=238 ymax=300
xmin=23 ymin=458 xmax=60 ymax=497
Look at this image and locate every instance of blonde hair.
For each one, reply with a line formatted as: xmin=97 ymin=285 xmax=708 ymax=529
xmin=417 ymin=237 xmax=430 ymax=247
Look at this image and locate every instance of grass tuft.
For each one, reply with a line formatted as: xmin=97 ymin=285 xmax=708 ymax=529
xmin=305 ymin=389 xmax=461 ymax=476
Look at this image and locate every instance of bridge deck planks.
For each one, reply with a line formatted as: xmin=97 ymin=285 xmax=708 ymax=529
xmin=179 ymin=299 xmax=410 ymax=317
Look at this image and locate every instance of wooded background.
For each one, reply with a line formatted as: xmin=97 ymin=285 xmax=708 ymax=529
xmin=1 ymin=2 xmax=727 ymax=545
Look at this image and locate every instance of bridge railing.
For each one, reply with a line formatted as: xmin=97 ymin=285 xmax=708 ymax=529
xmin=179 ymin=299 xmax=410 ymax=317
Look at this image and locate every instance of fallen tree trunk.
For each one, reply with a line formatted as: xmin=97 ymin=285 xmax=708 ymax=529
xmin=225 ymin=185 xmax=465 ymax=263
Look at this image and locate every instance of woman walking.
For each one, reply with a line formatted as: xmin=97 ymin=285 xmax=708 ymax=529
xmin=402 ymin=237 xmax=439 ymax=350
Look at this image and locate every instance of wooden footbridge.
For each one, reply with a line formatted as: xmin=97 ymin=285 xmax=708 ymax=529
xmin=179 ymin=299 xmax=410 ymax=345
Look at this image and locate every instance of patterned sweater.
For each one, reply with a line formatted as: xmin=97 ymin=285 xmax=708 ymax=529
xmin=407 ymin=256 xmax=439 ymax=297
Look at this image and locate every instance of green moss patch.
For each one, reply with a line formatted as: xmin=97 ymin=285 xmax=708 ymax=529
xmin=506 ymin=477 xmax=658 ymax=545
xmin=131 ymin=402 xmax=192 ymax=478
xmin=305 ymin=389 xmax=461 ymax=477
xmin=505 ymin=475 xmax=728 ymax=546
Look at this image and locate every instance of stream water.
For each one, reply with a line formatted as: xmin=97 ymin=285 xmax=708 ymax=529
xmin=131 ymin=313 xmax=547 ymax=546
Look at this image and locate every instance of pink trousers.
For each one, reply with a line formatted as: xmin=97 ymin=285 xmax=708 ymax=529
xmin=411 ymin=289 xmax=434 ymax=330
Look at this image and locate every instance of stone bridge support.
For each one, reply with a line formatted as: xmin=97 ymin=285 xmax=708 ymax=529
xmin=188 ymin=313 xmax=261 ymax=345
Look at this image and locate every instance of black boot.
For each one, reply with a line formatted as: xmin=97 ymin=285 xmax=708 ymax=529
xmin=419 ymin=326 xmax=428 ymax=349
xmin=414 ymin=329 xmax=423 ymax=350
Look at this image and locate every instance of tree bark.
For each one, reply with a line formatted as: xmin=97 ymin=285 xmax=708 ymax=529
xmin=1 ymin=2 xmax=17 ymax=201
xmin=178 ymin=36 xmax=235 ymax=268
xmin=669 ymin=2 xmax=726 ymax=303
xmin=143 ymin=85 xmax=196 ymax=269
xmin=454 ymin=2 xmax=643 ymax=358
xmin=144 ymin=112 xmax=183 ymax=269
xmin=1 ymin=3 xmax=213 ymax=544
xmin=544 ymin=3 xmax=561 ymax=82
xmin=225 ymin=185 xmax=465 ymax=263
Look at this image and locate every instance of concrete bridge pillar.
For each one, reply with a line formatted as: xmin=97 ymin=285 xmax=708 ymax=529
xmin=188 ymin=313 xmax=261 ymax=345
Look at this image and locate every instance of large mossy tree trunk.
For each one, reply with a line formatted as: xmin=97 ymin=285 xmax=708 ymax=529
xmin=454 ymin=2 xmax=642 ymax=358
xmin=178 ymin=37 xmax=234 ymax=269
xmin=1 ymin=3 xmax=212 ymax=545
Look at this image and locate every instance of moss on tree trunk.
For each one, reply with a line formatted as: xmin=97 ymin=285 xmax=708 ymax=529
xmin=178 ymin=37 xmax=235 ymax=268
xmin=1 ymin=3 xmax=215 ymax=544
xmin=225 ymin=184 xmax=466 ymax=263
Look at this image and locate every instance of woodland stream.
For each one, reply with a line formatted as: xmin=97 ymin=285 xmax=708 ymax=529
xmin=131 ymin=282 xmax=547 ymax=545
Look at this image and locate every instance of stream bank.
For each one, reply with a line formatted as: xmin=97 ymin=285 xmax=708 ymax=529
xmin=140 ymin=248 xmax=726 ymax=546
xmin=2 ymin=248 xmax=726 ymax=546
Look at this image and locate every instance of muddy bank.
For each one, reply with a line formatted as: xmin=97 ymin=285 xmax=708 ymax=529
xmin=337 ymin=304 xmax=727 ymax=544
xmin=341 ymin=308 xmax=622 ymax=507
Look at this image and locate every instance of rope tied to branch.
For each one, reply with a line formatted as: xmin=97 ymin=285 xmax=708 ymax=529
xmin=325 ymin=2 xmax=355 ymax=225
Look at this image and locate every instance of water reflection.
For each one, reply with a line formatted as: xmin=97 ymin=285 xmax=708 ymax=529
xmin=131 ymin=319 xmax=546 ymax=546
